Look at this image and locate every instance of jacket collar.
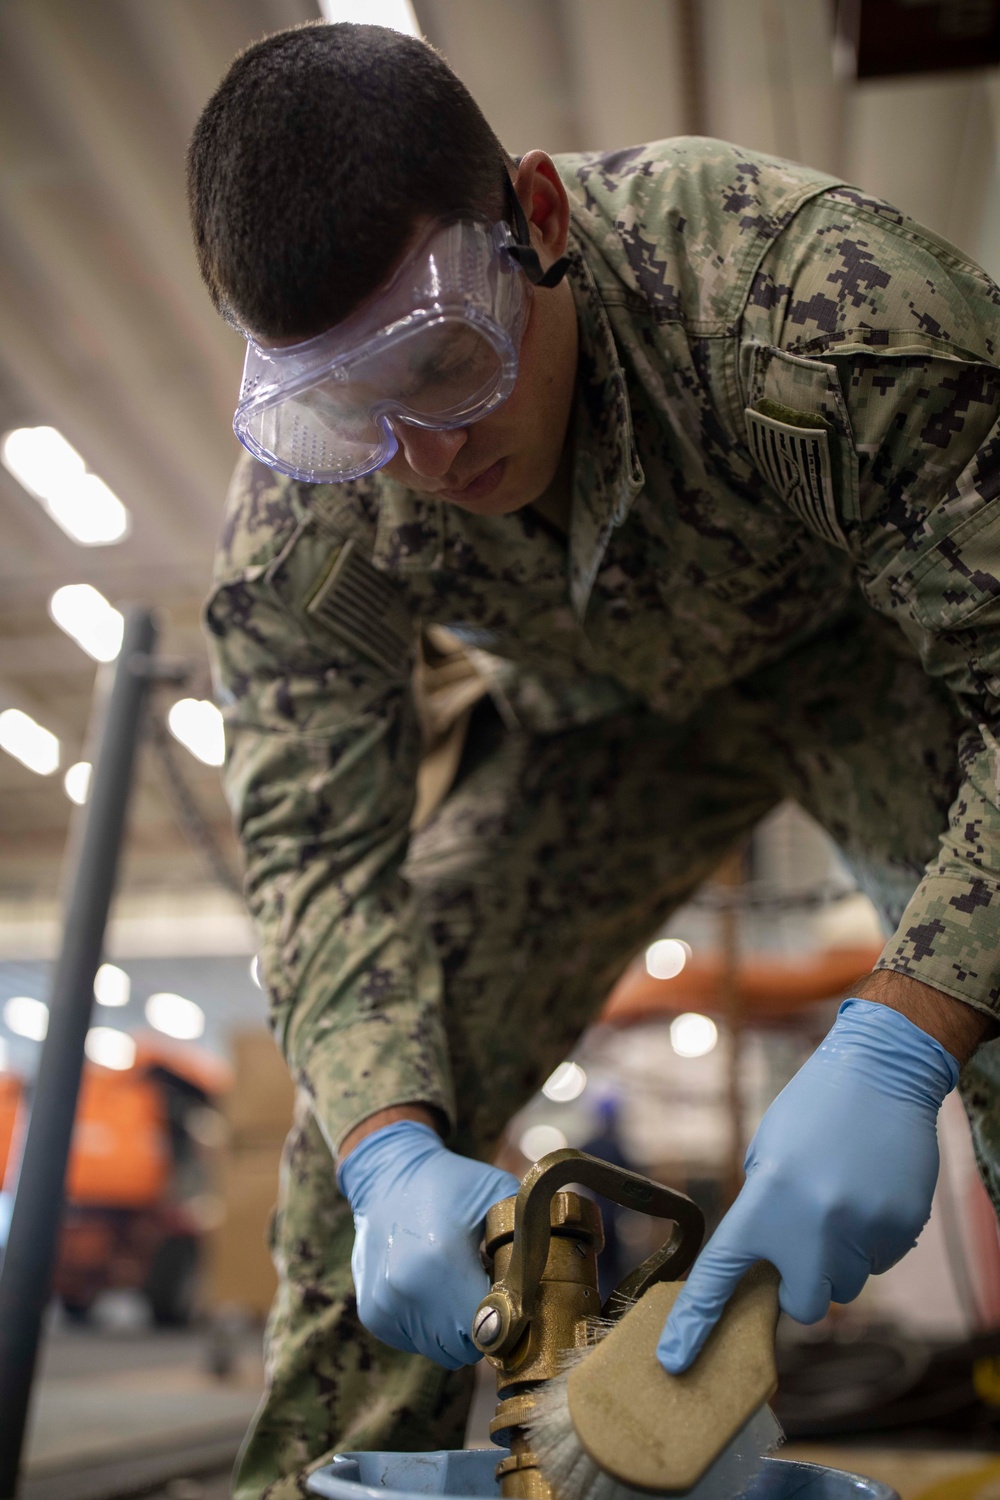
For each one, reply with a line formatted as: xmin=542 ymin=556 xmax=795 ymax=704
xmin=371 ymin=481 xmax=447 ymax=573
xmin=563 ymin=233 xmax=644 ymax=617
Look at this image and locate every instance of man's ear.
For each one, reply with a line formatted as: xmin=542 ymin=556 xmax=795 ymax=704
xmin=512 ymin=151 xmax=571 ymax=264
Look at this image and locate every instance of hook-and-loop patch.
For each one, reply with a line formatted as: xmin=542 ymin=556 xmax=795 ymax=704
xmin=745 ymin=403 xmax=846 ymax=550
xmin=306 ymin=537 xmax=414 ymax=675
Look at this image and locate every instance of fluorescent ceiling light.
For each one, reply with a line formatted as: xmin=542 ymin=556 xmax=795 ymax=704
xmin=645 ymin=937 xmax=691 ymax=980
xmin=167 ymin=698 xmax=225 ymax=767
xmin=50 ymin=584 xmax=124 ymax=663
xmin=145 ymin=991 xmax=205 ymax=1041
xmin=64 ymin=761 xmax=92 ymax=805
xmin=94 ymin=963 xmax=130 ymax=1008
xmin=518 ymin=1123 xmax=568 ymax=1162
xmin=2 ymin=425 xmax=81 ymax=497
xmin=85 ymin=1026 xmax=136 ymax=1070
xmin=542 ymin=1060 xmax=587 ymax=1103
xmin=1 ymin=426 xmax=130 ymax=546
xmin=317 ymin=0 xmax=419 ymax=35
xmin=0 ymin=708 xmax=60 ymax=776
xmin=49 ymin=474 xmax=129 ymax=547
xmin=4 ymin=996 xmax=49 ymax=1042
xmin=670 ymin=1012 xmax=718 ymax=1059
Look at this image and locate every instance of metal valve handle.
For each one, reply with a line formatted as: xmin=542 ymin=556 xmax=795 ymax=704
xmin=473 ymin=1148 xmax=704 ymax=1357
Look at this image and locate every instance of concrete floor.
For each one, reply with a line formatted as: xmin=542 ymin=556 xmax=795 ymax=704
xmin=17 ymin=1300 xmax=1000 ymax=1500
xmin=19 ymin=1295 xmax=264 ymax=1500
xmin=130 ymin=1475 xmax=234 ymax=1500
xmin=780 ymin=1446 xmax=1000 ymax=1500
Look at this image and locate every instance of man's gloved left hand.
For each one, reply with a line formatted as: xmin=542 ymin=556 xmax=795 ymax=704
xmin=657 ymin=998 xmax=960 ymax=1375
xmin=338 ymin=1120 xmax=519 ymax=1368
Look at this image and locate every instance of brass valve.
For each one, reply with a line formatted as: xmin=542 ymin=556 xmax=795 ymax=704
xmin=474 ymin=1149 xmax=705 ymax=1500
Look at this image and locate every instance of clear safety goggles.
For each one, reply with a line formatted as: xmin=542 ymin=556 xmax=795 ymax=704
xmin=234 ymin=217 xmax=537 ymax=484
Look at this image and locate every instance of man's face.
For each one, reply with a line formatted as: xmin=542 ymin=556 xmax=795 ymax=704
xmin=379 ymin=262 xmax=579 ymax=515
xmin=252 ymin=156 xmax=578 ymax=512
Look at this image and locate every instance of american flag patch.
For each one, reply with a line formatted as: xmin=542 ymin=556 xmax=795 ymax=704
xmin=306 ymin=538 xmax=414 ymax=675
xmin=745 ymin=405 xmax=845 ymax=550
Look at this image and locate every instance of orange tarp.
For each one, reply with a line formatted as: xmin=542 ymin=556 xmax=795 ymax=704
xmin=66 ymin=1068 xmax=170 ymax=1205
xmin=0 ymin=1073 xmax=22 ymax=1187
xmin=0 ymin=1033 xmax=230 ymax=1205
xmin=601 ymin=944 xmax=883 ymax=1026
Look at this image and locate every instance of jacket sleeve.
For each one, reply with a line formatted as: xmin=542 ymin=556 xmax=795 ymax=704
xmin=204 ymin=462 xmax=455 ymax=1153
xmin=741 ymin=192 xmax=1000 ymax=1015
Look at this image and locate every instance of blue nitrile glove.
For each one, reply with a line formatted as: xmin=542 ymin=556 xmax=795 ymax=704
xmin=337 ymin=1120 xmax=520 ymax=1368
xmin=658 ymin=998 xmax=960 ymax=1373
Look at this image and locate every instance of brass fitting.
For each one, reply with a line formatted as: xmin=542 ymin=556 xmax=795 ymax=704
xmin=485 ymin=1190 xmax=602 ymax=1500
xmin=474 ymin=1150 xmax=705 ymax=1500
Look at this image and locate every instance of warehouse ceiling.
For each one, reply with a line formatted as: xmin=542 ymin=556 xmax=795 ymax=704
xmin=0 ymin=0 xmax=997 ymax=940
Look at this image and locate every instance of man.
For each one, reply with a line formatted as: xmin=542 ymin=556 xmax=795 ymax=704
xmin=188 ymin=20 xmax=1000 ymax=1498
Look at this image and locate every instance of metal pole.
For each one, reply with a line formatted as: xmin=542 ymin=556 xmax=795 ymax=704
xmin=0 ymin=608 xmax=157 ymax=1498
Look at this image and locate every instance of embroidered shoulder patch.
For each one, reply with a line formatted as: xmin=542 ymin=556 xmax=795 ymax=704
xmin=306 ymin=538 xmax=413 ymax=675
xmin=745 ymin=403 xmax=846 ymax=549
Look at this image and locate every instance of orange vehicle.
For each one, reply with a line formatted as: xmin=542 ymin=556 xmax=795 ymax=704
xmin=0 ymin=1035 xmax=230 ymax=1324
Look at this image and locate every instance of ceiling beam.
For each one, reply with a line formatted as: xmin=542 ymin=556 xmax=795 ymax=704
xmin=557 ymin=0 xmax=689 ymax=150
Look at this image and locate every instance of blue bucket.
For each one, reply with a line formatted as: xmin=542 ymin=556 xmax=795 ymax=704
xmin=307 ymin=1448 xmax=899 ymax=1500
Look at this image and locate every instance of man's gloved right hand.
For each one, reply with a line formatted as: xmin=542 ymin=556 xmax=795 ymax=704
xmin=337 ymin=1120 xmax=519 ymax=1369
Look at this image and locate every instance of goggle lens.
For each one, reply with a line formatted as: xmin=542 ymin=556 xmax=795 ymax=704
xmin=376 ymin=321 xmax=504 ymax=419
xmin=247 ymin=396 xmax=388 ymax=481
xmin=234 ymin=218 xmax=529 ymax=483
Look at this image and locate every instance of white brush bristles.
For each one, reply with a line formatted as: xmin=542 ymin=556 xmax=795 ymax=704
xmin=527 ymin=1318 xmax=656 ymax=1500
xmin=527 ymin=1361 xmax=655 ymax=1500
xmin=524 ymin=1315 xmax=784 ymax=1500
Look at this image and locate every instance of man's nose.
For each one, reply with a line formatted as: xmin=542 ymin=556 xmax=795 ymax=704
xmin=393 ymin=422 xmax=468 ymax=479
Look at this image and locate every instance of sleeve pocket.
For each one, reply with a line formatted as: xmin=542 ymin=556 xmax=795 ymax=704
xmin=745 ymin=345 xmax=860 ymax=546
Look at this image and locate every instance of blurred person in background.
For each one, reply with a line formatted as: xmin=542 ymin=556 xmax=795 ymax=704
xmin=578 ymin=1093 xmax=636 ymax=1301
xmin=187 ymin=22 xmax=1000 ymax=1498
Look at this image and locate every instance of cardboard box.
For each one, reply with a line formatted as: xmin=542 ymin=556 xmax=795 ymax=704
xmin=205 ymin=1141 xmax=283 ymax=1317
xmin=226 ymin=1029 xmax=295 ymax=1146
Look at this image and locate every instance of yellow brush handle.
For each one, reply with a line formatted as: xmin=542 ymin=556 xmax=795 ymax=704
xmin=567 ymin=1262 xmax=780 ymax=1493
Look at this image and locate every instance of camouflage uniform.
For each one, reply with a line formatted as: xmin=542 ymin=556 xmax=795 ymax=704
xmin=204 ymin=139 xmax=1000 ymax=1496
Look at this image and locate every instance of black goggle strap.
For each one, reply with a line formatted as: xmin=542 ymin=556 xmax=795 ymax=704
xmin=502 ymin=173 xmax=570 ymax=290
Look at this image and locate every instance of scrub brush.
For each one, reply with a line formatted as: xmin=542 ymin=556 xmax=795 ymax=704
xmin=526 ymin=1261 xmax=783 ymax=1500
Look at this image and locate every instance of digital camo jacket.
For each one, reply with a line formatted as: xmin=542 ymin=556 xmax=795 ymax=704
xmin=206 ymin=138 xmax=1000 ymax=1153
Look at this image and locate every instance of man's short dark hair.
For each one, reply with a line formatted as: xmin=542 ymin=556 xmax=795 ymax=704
xmin=187 ymin=22 xmax=511 ymax=340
